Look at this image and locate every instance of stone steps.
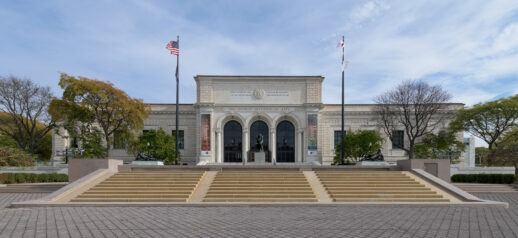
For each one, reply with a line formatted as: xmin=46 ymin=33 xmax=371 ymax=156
xmin=334 ymin=198 xmax=450 ymax=202
xmin=331 ymin=194 xmax=444 ymax=198
xmin=72 ymin=197 xmax=188 ymax=202
xmin=93 ymin=184 xmax=197 ymax=187
xmin=77 ymin=194 xmax=193 ymax=198
xmin=69 ymin=169 xmax=455 ymax=203
xmin=324 ymin=184 xmax=426 ymax=188
xmin=452 ymin=183 xmax=518 ymax=193
xmin=204 ymin=194 xmax=317 ymax=198
xmin=316 ymin=171 xmax=450 ymax=202
xmin=83 ymin=190 xmax=194 ymax=194
xmin=331 ymin=190 xmax=437 ymax=194
xmin=203 ymin=198 xmax=318 ymax=202
xmin=71 ymin=172 xmax=204 ymax=202
xmin=207 ymin=188 xmax=314 ymax=192
xmin=203 ymin=171 xmax=317 ymax=202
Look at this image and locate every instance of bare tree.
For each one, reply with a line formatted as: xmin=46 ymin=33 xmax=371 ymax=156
xmin=0 ymin=76 xmax=55 ymax=154
xmin=374 ymin=80 xmax=452 ymax=159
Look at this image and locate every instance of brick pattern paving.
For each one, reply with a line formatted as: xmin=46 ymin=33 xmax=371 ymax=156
xmin=0 ymin=192 xmax=518 ymax=237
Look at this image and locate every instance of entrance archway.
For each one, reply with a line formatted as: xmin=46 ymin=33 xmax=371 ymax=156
xmin=276 ymin=120 xmax=295 ymax=162
xmin=250 ymin=120 xmax=270 ymax=162
xmin=223 ymin=120 xmax=242 ymax=162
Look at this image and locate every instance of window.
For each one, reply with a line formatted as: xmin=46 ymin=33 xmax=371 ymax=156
xmin=71 ymin=137 xmax=79 ymax=148
xmin=334 ymin=130 xmax=346 ymax=149
xmin=172 ymin=130 xmax=184 ymax=150
xmin=113 ymin=131 xmax=126 ymax=149
xmin=392 ymin=130 xmax=404 ymax=149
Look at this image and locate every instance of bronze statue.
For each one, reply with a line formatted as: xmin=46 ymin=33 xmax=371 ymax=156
xmin=361 ymin=149 xmax=384 ymax=161
xmin=135 ymin=151 xmax=156 ymax=161
xmin=256 ymin=133 xmax=264 ymax=151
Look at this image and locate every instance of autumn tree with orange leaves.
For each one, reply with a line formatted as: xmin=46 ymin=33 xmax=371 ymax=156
xmin=49 ymin=73 xmax=149 ymax=158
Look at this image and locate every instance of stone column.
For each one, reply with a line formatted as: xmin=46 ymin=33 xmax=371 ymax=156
xmin=243 ymin=128 xmax=249 ymax=164
xmin=216 ymin=129 xmax=222 ymax=163
xmin=270 ymin=128 xmax=276 ymax=164
xmin=298 ymin=130 xmax=304 ymax=163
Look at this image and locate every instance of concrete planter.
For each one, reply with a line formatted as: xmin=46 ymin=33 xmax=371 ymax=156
xmin=397 ymin=159 xmax=451 ymax=182
xmin=68 ymin=158 xmax=123 ymax=182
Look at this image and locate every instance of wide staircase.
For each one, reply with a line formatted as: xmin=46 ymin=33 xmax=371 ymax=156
xmin=315 ymin=171 xmax=450 ymax=202
xmin=203 ymin=171 xmax=317 ymax=202
xmin=71 ymin=171 xmax=204 ymax=202
xmin=68 ymin=170 xmax=457 ymax=203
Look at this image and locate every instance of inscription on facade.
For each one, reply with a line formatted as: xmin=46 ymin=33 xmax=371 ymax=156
xmin=230 ymin=90 xmax=252 ymax=97
xmin=222 ymin=107 xmax=294 ymax=112
xmin=230 ymin=90 xmax=289 ymax=98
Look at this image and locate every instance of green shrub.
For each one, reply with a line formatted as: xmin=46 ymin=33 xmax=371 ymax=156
xmin=0 ymin=147 xmax=36 ymax=167
xmin=0 ymin=173 xmax=68 ymax=184
xmin=38 ymin=173 xmax=49 ymax=182
xmin=451 ymin=174 xmax=516 ymax=184
xmin=26 ymin=173 xmax=37 ymax=183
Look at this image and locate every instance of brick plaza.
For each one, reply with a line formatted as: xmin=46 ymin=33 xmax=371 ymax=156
xmin=0 ymin=192 xmax=517 ymax=237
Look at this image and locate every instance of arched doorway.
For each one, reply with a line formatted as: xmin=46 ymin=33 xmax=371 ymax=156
xmin=223 ymin=120 xmax=242 ymax=162
xmin=250 ymin=120 xmax=270 ymax=162
xmin=276 ymin=120 xmax=295 ymax=162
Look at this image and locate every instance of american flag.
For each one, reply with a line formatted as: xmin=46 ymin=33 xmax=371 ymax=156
xmin=166 ymin=41 xmax=179 ymax=55
xmin=336 ymin=39 xmax=344 ymax=49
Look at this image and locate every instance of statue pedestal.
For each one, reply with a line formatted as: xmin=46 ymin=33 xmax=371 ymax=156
xmin=254 ymin=152 xmax=266 ymax=164
xmin=356 ymin=161 xmax=389 ymax=166
xmin=131 ymin=161 xmax=164 ymax=166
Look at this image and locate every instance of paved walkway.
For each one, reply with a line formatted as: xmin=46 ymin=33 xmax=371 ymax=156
xmin=1 ymin=191 xmax=518 ymax=237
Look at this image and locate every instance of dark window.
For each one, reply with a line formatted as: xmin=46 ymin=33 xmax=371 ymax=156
xmin=276 ymin=121 xmax=295 ymax=162
xmin=172 ymin=130 xmax=185 ymax=150
xmin=392 ymin=130 xmax=404 ymax=149
xmin=334 ymin=130 xmax=346 ymax=149
xmin=113 ymin=131 xmax=126 ymax=149
xmin=224 ymin=120 xmax=243 ymax=162
xmin=71 ymin=137 xmax=79 ymax=148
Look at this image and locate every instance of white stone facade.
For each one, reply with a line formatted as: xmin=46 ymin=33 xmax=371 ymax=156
xmin=52 ymin=75 xmax=464 ymax=165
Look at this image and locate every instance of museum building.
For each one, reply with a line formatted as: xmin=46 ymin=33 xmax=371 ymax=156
xmin=52 ymin=75 xmax=464 ymax=165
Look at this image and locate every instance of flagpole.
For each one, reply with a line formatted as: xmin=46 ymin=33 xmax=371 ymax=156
xmin=175 ymin=35 xmax=180 ymax=164
xmin=340 ymin=35 xmax=345 ymax=165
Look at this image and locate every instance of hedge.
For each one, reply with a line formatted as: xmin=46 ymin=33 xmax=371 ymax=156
xmin=451 ymin=174 xmax=516 ymax=184
xmin=0 ymin=173 xmax=68 ymax=184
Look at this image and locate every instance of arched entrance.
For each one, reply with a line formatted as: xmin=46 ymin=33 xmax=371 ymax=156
xmin=249 ymin=120 xmax=270 ymax=162
xmin=223 ymin=120 xmax=242 ymax=162
xmin=276 ymin=120 xmax=295 ymax=162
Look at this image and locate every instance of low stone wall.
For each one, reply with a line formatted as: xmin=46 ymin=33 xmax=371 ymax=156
xmin=0 ymin=164 xmax=68 ymax=174
xmin=451 ymin=166 xmax=515 ymax=175
xmin=68 ymin=159 xmax=122 ymax=182
xmin=397 ymin=159 xmax=451 ymax=182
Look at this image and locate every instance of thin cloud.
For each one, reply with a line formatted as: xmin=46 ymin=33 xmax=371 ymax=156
xmin=0 ymin=0 xmax=517 ymax=107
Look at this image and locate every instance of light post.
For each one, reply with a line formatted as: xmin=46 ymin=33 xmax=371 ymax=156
xmin=64 ymin=147 xmax=69 ymax=164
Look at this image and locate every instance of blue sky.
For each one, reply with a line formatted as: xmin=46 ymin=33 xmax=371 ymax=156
xmin=1 ymin=0 xmax=518 ymax=107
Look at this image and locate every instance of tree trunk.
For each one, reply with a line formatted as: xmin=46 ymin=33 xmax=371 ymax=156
xmin=105 ymin=134 xmax=110 ymax=158
xmin=487 ymin=143 xmax=494 ymax=166
xmin=408 ymin=140 xmax=415 ymax=159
